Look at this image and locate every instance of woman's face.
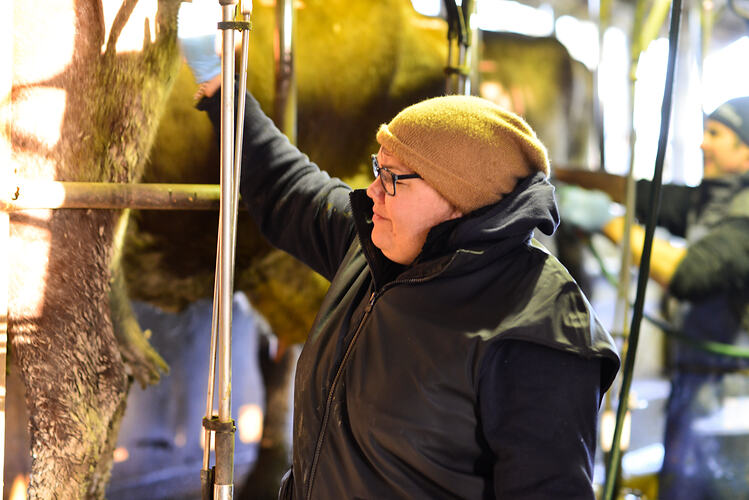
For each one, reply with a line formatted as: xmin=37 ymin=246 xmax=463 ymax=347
xmin=366 ymin=147 xmax=462 ymax=265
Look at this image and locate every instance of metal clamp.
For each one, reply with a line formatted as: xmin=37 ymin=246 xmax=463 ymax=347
xmin=444 ymin=65 xmax=470 ymax=76
xmin=203 ymin=416 xmax=237 ymax=434
xmin=217 ymin=20 xmax=252 ymax=31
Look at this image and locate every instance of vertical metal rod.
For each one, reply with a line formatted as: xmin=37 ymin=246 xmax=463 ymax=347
xmin=215 ymin=2 xmax=237 ymax=499
xmin=446 ymin=42 xmax=455 ymax=94
xmin=457 ymin=44 xmax=466 ymax=95
xmin=274 ymin=0 xmax=297 ymax=143
xmin=218 ymin=0 xmax=236 ymax=427
xmin=466 ymin=11 xmax=480 ymax=96
xmin=457 ymin=0 xmax=476 ymax=96
xmin=203 ymin=218 xmax=222 ymax=471
xmin=232 ymin=21 xmax=251 ymax=266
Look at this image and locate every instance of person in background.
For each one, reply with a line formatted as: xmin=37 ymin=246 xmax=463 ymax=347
xmin=556 ymin=96 xmax=749 ymax=499
xmin=178 ymin=10 xmax=620 ymax=497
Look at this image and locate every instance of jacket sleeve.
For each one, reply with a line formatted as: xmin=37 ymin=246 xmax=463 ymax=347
xmin=478 ymin=340 xmax=602 ymax=499
xmin=635 ymin=179 xmax=695 ymax=238
xmin=198 ymin=90 xmax=358 ymax=281
xmin=669 ymin=217 xmax=749 ymax=300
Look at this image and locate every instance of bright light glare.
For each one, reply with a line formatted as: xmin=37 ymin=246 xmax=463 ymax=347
xmin=178 ymin=0 xmax=222 ymax=38
xmin=113 ymin=447 xmax=130 ymax=463
xmin=477 ymin=1 xmax=554 ymax=35
xmin=102 ymin=0 xmax=159 ymax=53
xmin=9 ymin=475 xmax=29 ymax=500
xmin=12 ymin=89 xmax=67 ymax=149
xmin=411 ymin=0 xmax=442 ymax=17
xmin=412 ymin=0 xmax=554 ymax=36
xmin=600 ymin=409 xmax=631 ymax=452
xmin=238 ymin=404 xmax=264 ymax=444
xmin=621 ymin=443 xmax=664 ymax=477
xmin=702 ymin=37 xmax=749 ymax=113
xmin=599 ymin=27 xmax=630 ymax=175
xmin=632 ymin=38 xmax=670 ymax=180
xmin=555 ymin=16 xmax=600 ymax=70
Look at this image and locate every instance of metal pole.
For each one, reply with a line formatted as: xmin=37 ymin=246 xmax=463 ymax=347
xmin=274 ymin=0 xmax=297 ymax=143
xmin=202 ymin=215 xmax=221 ymax=499
xmin=214 ymin=1 xmax=237 ymax=498
xmin=232 ymin=4 xmax=252 ymax=272
xmin=205 ymin=9 xmax=252 ymax=493
xmin=445 ymin=41 xmax=455 ymax=94
xmin=218 ymin=0 xmax=236 ymax=425
xmin=466 ymin=4 xmax=481 ymax=97
xmin=444 ymin=0 xmax=459 ymax=95
xmin=457 ymin=44 xmax=467 ymax=95
xmin=458 ymin=0 xmax=476 ymax=96
xmin=1 ymin=180 xmax=221 ymax=211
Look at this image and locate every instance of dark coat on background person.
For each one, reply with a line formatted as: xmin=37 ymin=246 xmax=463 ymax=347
xmin=635 ymin=174 xmax=749 ymax=500
xmin=635 ymin=174 xmax=749 ymax=371
xmin=200 ymin=92 xmax=620 ymax=499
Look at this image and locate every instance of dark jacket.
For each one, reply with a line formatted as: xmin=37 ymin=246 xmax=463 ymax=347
xmin=200 ymin=92 xmax=620 ymax=499
xmin=636 ymin=175 xmax=749 ymax=371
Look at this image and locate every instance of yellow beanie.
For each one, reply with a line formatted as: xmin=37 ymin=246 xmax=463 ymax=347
xmin=376 ymin=95 xmax=550 ymax=214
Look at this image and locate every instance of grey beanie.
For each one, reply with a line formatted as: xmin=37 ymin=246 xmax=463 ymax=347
xmin=708 ymin=96 xmax=749 ymax=147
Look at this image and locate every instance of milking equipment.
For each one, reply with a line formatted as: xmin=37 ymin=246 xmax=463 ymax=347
xmin=201 ymin=1 xmax=252 ymax=498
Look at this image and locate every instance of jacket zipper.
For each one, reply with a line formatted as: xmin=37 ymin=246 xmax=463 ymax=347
xmin=305 ymin=290 xmax=377 ymax=500
xmin=304 ymin=255 xmax=457 ymax=499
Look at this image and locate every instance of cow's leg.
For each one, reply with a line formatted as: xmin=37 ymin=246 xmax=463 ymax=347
xmin=9 ymin=0 xmax=181 ymax=496
xmin=10 ymin=209 xmax=127 ymax=499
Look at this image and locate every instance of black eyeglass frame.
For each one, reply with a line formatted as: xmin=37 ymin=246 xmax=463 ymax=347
xmin=371 ymin=154 xmax=421 ymax=196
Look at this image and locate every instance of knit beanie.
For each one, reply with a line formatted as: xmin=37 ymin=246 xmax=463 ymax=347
xmin=708 ymin=96 xmax=749 ymax=147
xmin=376 ymin=95 xmax=550 ymax=214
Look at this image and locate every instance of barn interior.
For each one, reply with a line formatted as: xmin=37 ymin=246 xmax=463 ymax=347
xmin=3 ymin=0 xmax=749 ymax=498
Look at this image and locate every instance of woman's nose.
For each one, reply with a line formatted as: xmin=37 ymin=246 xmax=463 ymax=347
xmin=366 ymin=177 xmax=384 ymax=201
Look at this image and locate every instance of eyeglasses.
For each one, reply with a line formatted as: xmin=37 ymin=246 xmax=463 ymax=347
xmin=371 ymin=154 xmax=421 ymax=196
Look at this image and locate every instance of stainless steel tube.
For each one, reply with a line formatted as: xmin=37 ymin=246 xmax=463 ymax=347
xmin=446 ymin=42 xmax=455 ymax=94
xmin=231 ymin=25 xmax=250 ymax=280
xmin=214 ymin=484 xmax=233 ymax=500
xmin=213 ymin=2 xmax=238 ymax=498
xmin=274 ymin=0 xmax=297 ymax=142
xmin=218 ymin=1 xmax=235 ymax=426
xmin=203 ymin=217 xmax=222 ymax=470
xmin=457 ymin=44 xmax=467 ymax=95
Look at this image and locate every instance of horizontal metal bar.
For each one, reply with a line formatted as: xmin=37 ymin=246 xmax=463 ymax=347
xmin=1 ymin=180 xmax=222 ymax=211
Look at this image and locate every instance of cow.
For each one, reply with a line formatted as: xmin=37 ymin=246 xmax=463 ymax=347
xmin=7 ymin=0 xmax=182 ymax=497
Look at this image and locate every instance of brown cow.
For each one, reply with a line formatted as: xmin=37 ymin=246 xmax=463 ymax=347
xmin=7 ymin=0 xmax=181 ymax=497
